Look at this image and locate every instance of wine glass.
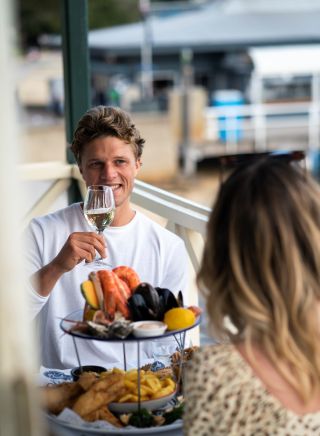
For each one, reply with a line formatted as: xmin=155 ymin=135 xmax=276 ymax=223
xmin=83 ymin=185 xmax=115 ymax=268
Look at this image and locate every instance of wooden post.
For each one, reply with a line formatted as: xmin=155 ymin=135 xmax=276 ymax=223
xmin=0 ymin=0 xmax=45 ymax=435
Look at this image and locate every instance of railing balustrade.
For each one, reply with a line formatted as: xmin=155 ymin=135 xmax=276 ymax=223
xmin=204 ymin=101 xmax=320 ymax=151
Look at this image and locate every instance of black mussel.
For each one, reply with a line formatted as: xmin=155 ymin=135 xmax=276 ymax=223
xmin=134 ymin=282 xmax=160 ymax=318
xmin=155 ymin=287 xmax=179 ymax=320
xmin=127 ymin=293 xmax=157 ymax=321
xmin=177 ymin=290 xmax=184 ymax=307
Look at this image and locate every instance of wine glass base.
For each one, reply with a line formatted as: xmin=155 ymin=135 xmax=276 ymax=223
xmin=84 ymin=259 xmax=113 ymax=270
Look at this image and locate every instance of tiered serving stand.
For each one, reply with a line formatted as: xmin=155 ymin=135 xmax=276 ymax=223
xmin=50 ymin=309 xmax=201 ymax=435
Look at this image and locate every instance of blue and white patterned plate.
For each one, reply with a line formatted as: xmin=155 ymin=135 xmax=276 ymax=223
xmin=42 ymin=369 xmax=73 ymax=384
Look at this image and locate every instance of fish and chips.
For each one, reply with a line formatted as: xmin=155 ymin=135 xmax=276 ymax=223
xmin=84 ymin=405 xmax=123 ymax=427
xmin=116 ymin=368 xmax=176 ymax=403
xmin=42 ymin=381 xmax=83 ymax=415
xmin=42 ymin=367 xmax=176 ymax=428
xmin=72 ymin=372 xmax=126 ymax=418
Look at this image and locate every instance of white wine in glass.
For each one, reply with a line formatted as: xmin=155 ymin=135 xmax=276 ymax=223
xmin=83 ymin=185 xmax=115 ymax=267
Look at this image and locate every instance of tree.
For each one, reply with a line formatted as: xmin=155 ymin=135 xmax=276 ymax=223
xmin=18 ymin=0 xmax=61 ymax=48
xmin=89 ymin=0 xmax=140 ymax=30
xmin=17 ymin=0 xmax=141 ymax=50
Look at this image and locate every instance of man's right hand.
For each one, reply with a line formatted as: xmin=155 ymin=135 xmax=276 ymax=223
xmin=52 ymin=232 xmax=106 ymax=273
xmin=31 ymin=232 xmax=106 ymax=297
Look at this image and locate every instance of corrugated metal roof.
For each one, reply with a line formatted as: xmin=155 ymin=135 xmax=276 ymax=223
xmin=88 ymin=2 xmax=320 ymax=52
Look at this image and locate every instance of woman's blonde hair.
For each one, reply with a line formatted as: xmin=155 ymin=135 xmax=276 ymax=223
xmin=198 ymin=159 xmax=320 ymax=401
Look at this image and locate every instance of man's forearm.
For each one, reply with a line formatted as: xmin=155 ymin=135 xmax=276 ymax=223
xmin=30 ymin=262 xmax=65 ymax=297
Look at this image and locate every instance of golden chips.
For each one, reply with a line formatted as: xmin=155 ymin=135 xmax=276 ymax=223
xmin=108 ymin=368 xmax=176 ymax=403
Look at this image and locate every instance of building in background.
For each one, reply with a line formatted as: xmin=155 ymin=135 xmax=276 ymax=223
xmin=19 ymin=0 xmax=320 ymax=170
xmin=84 ymin=0 xmax=320 ymax=111
xmin=35 ymin=0 xmax=320 ymax=112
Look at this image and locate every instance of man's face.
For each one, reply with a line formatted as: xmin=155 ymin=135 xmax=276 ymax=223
xmin=79 ymin=136 xmax=141 ymax=212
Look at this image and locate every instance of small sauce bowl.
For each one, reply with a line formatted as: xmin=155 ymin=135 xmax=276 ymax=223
xmin=71 ymin=365 xmax=107 ymax=381
xmin=131 ymin=321 xmax=167 ymax=338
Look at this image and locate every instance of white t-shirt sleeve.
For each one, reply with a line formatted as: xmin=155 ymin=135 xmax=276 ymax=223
xmin=26 ymin=280 xmax=49 ymax=319
xmin=24 ymin=219 xmax=49 ymax=318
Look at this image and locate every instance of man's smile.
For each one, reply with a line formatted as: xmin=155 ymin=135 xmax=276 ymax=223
xmin=105 ymin=184 xmax=121 ymax=193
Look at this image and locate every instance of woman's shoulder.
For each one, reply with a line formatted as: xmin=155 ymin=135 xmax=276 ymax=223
xmin=190 ymin=343 xmax=241 ymax=370
xmin=185 ymin=342 xmax=250 ymax=392
xmin=185 ymin=344 xmax=320 ymax=435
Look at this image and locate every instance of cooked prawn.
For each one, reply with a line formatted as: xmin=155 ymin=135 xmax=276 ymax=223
xmin=89 ymin=272 xmax=104 ymax=309
xmin=98 ymin=270 xmax=130 ymax=319
xmin=112 ymin=266 xmax=141 ymax=294
xmin=187 ymin=305 xmax=202 ymax=317
xmin=113 ymin=274 xmax=131 ymax=300
xmin=98 ymin=270 xmax=117 ymax=319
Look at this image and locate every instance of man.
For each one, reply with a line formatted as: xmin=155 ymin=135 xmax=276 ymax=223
xmin=26 ymin=106 xmax=188 ymax=369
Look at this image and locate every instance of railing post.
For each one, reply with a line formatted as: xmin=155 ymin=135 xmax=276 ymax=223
xmin=180 ymin=48 xmax=195 ymax=176
xmin=60 ymin=0 xmax=90 ymax=202
xmin=250 ymin=72 xmax=267 ymax=151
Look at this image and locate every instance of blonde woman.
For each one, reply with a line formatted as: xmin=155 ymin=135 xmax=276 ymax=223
xmin=184 ymin=158 xmax=320 ymax=435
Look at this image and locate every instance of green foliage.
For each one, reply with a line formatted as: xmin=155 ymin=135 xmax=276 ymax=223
xmin=88 ymin=0 xmax=140 ymax=30
xmin=17 ymin=0 xmax=183 ymax=49
xmin=18 ymin=0 xmax=61 ymax=47
xmin=17 ymin=0 xmax=140 ymax=49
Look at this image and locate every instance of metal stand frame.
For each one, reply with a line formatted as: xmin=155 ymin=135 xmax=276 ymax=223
xmin=70 ymin=324 xmax=195 ymax=411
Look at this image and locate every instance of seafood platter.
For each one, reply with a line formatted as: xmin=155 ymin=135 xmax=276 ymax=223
xmin=61 ymin=266 xmax=201 ymax=341
xmin=44 ymin=266 xmax=201 ymax=434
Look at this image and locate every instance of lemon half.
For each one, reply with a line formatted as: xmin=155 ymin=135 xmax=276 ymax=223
xmin=163 ymin=308 xmax=196 ymax=330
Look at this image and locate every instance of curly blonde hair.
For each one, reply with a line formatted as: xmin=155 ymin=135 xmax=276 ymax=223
xmin=71 ymin=106 xmax=145 ymax=164
xmin=198 ymin=159 xmax=320 ymax=401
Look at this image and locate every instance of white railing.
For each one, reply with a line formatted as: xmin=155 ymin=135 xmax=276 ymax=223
xmin=19 ymin=162 xmax=210 ymax=274
xmin=132 ymin=179 xmax=210 ymax=272
xmin=204 ymin=101 xmax=320 ymax=152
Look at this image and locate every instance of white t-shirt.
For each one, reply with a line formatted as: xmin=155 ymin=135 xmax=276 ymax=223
xmin=25 ymin=203 xmax=189 ymax=369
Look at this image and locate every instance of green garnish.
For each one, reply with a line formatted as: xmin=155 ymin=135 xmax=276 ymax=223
xmin=163 ymin=403 xmax=184 ymax=425
xmin=128 ymin=408 xmax=154 ymax=428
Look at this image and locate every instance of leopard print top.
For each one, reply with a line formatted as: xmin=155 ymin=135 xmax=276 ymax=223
xmin=183 ymin=344 xmax=320 ymax=435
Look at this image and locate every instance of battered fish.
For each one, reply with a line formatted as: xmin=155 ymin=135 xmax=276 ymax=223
xmin=72 ymin=373 xmax=125 ymax=417
xmin=84 ymin=405 xmax=123 ymax=427
xmin=42 ymin=382 xmax=83 ymax=415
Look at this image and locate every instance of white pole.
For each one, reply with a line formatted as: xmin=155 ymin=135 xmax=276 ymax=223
xmin=139 ymin=0 xmax=153 ymax=100
xmin=309 ymin=73 xmax=320 ymax=151
xmin=0 ymin=1 xmax=45 ymax=435
xmin=251 ymin=73 xmax=267 ymax=151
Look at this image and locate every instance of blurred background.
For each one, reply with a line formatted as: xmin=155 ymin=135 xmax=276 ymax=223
xmin=17 ymin=0 xmax=320 ymax=212
xmin=5 ymin=3 xmax=320 ymax=431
